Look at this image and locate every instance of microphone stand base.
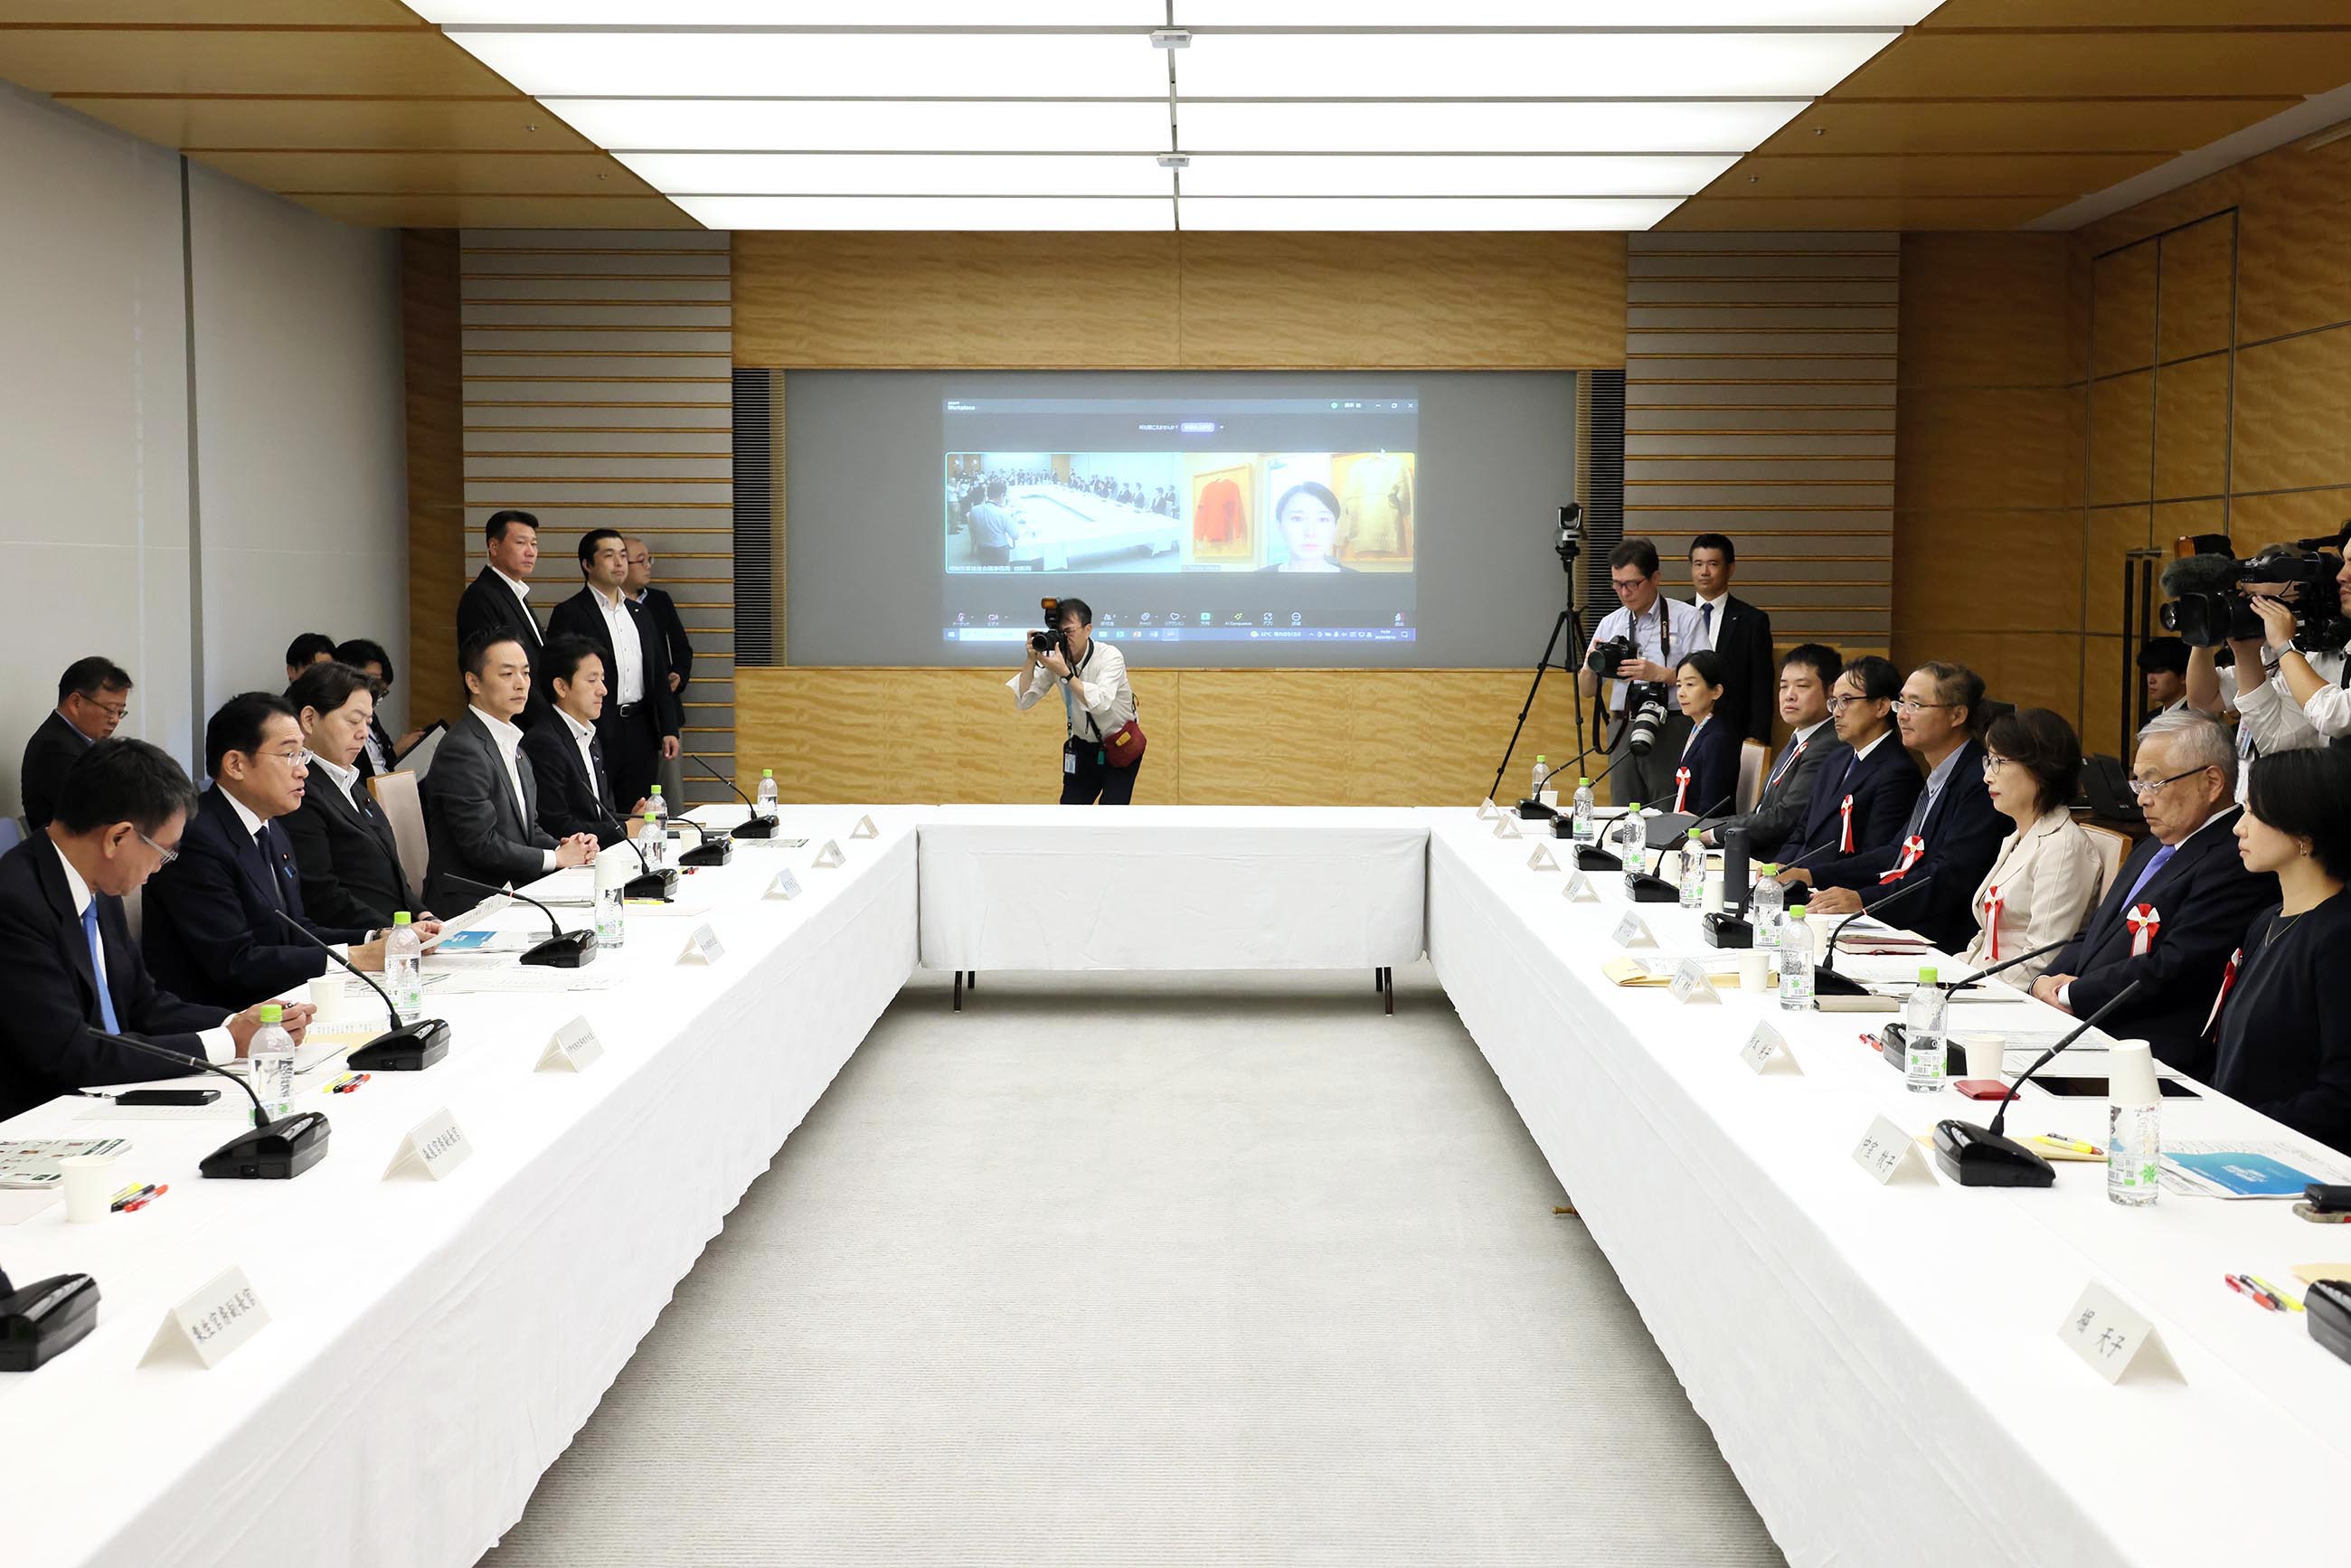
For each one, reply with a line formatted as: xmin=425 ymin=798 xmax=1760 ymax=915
xmin=520 ymin=930 xmax=599 ymax=968
xmin=1702 ymin=913 xmax=1753 ymax=949
xmin=1572 ymin=845 xmax=1624 ymax=871
xmin=1931 ymin=1119 xmax=2056 ymax=1187
xmin=680 ymin=837 xmax=733 ymax=868
xmin=348 ymin=1019 xmax=450 ymax=1072
xmin=1515 ymin=799 xmax=1558 ymax=821
xmin=200 ymin=1111 xmax=332 ymax=1180
xmin=1812 ymin=966 xmax=1873 ymax=998
xmin=732 ymin=815 xmax=780 ymax=840
xmin=625 ymin=869 xmax=677 ymax=902
xmin=1628 ymin=874 xmax=1680 ymax=903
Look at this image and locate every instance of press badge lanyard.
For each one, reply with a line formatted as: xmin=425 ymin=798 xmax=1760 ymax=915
xmin=1061 ymin=644 xmax=1100 ymax=768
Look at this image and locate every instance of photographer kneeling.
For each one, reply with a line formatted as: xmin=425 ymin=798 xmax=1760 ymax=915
xmin=1009 ymin=597 xmax=1143 ymax=805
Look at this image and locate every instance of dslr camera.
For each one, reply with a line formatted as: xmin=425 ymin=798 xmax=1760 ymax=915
xmin=1027 ymin=596 xmax=1068 ymax=660
xmin=2159 ymin=534 xmax=2350 ymax=651
xmin=1586 ymin=635 xmax=1638 ymax=679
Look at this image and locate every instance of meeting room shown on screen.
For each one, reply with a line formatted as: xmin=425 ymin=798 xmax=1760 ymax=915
xmin=940 ymin=391 xmax=1417 ymax=648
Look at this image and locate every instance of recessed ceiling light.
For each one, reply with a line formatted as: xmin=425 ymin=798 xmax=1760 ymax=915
xmin=619 ymin=152 xmax=1178 ymax=197
xmin=419 ymin=2 xmax=1163 ymax=21
xmin=1178 ymin=100 xmax=1805 ymax=155
xmin=444 ymin=30 xmax=1169 ymax=99
xmin=1178 ymin=154 xmax=1736 ymax=197
xmin=1173 ymin=2 xmax=1934 ymax=23
xmin=1180 ymin=195 xmax=1681 ymax=230
xmin=543 ymin=99 xmax=1175 ymax=153
xmin=1176 ymin=32 xmax=1897 ymax=99
xmin=672 ymin=194 xmax=1176 ymax=230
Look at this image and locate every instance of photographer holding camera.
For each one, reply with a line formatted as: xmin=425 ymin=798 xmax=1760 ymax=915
xmin=2178 ymin=543 xmax=2351 ymax=773
xmin=1578 ymin=538 xmax=1707 ymax=807
xmin=1008 ymin=597 xmax=1142 ymax=805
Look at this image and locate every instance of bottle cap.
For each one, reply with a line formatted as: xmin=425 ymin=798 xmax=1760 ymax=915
xmin=1536 ymin=753 xmax=1547 ymax=762
xmin=1686 ymin=827 xmax=1701 ymax=841
xmin=1758 ymin=864 xmax=1778 ymax=874
xmin=761 ymin=769 xmax=773 ymax=779
xmin=1628 ymin=801 xmax=1643 ymax=811
xmin=393 ymin=911 xmax=411 ymax=927
xmin=258 ymin=1003 xmax=283 ymax=1024
xmin=643 ymin=810 xmax=657 ymax=821
xmin=650 ymin=785 xmax=663 ymax=796
xmin=1579 ymin=776 xmax=1591 ymax=787
xmin=1918 ymin=966 xmax=1938 ymax=984
xmin=1788 ymin=902 xmax=1808 ymax=916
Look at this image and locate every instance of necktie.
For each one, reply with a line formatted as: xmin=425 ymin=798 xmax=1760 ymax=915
xmin=254 ymin=826 xmax=286 ymax=911
xmin=81 ymin=902 xmax=122 ymax=1033
xmin=589 ymin=736 xmax=608 ymax=809
xmin=2121 ymin=841 xmax=2176 ymax=909
xmin=1701 ymin=601 xmax=1714 ymax=646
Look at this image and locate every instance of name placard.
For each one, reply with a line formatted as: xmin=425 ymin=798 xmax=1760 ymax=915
xmin=1741 ymin=1022 xmax=1801 ymax=1076
xmin=1477 ymin=798 xmax=1498 ymax=821
xmin=1563 ymin=870 xmax=1600 ymax=903
xmin=1526 ymin=844 xmax=1559 ymax=872
xmin=384 ymin=1108 xmax=474 ymax=1181
xmin=766 ymin=867 xmax=803 ymax=901
xmin=812 ymin=839 xmax=846 ymax=869
xmin=1610 ymin=912 xmax=1656 ymax=949
xmin=537 ymin=1015 xmax=605 ymax=1074
xmin=141 ymin=1265 xmax=270 ymax=1370
xmin=1492 ymin=814 xmax=1523 ymax=840
xmin=850 ymin=814 xmax=879 ymax=840
xmin=1852 ymin=1115 xmax=1932 ymax=1185
xmin=1669 ymin=959 xmax=1722 ymax=1006
xmin=679 ymin=923 xmax=726 ymax=966
xmin=2059 ymin=1280 xmax=2182 ymax=1385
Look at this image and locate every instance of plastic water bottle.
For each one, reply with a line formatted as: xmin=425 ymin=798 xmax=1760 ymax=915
xmin=641 ymin=810 xmax=666 ymax=872
xmin=1616 ymin=803 xmax=1648 ymax=871
xmin=756 ymin=768 xmax=779 ymax=812
xmin=248 ymin=1003 xmax=296 ymax=1119
xmin=1531 ymin=753 xmax=1551 ymax=800
xmin=594 ymin=848 xmax=628 ymax=949
xmin=2107 ymin=1040 xmax=2163 ymax=1207
xmin=1751 ymin=865 xmax=1785 ymax=949
xmin=384 ymin=912 xmax=422 ymax=1024
xmin=1570 ymin=778 xmax=1596 ymax=845
xmin=1903 ymin=968 xmax=1948 ymax=1093
xmin=1778 ymin=905 xmax=1815 ymax=1011
xmin=1678 ymin=828 xmax=1707 ymax=909
xmin=646 ymin=783 xmax=668 ymax=843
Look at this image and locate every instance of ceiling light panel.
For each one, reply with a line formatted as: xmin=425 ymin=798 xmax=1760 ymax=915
xmin=547 ymin=99 xmax=1175 ymax=154
xmin=419 ymin=2 xmax=1163 ymax=21
xmin=1181 ymin=196 xmax=1680 ymax=231
xmin=1172 ymin=2 xmax=1934 ymax=23
xmin=1178 ymin=100 xmax=1804 ymax=155
xmin=671 ymin=195 xmax=1176 ymax=231
xmin=1176 ymin=32 xmax=1897 ymax=100
xmin=618 ymin=153 xmax=1177 ymax=197
xmin=444 ymin=30 xmax=1170 ymax=99
xmin=1177 ymin=154 xmax=1736 ymax=198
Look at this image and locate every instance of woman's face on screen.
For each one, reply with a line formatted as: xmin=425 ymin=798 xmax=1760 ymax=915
xmin=1280 ymin=494 xmax=1336 ymax=564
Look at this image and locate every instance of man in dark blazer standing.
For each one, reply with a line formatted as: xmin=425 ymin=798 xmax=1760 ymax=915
xmin=627 ymin=534 xmax=694 ymax=801
xmin=1705 ymin=643 xmax=1843 ymax=860
xmin=19 ymin=656 xmax=132 ymax=830
xmin=1804 ymin=661 xmax=2006 ymax=953
xmin=282 ymin=661 xmax=424 ymax=930
xmin=0 ymin=739 xmax=305 ymax=1121
xmin=2034 ymin=711 xmax=2273 ymax=1075
xmin=1774 ymin=655 xmax=1923 ymax=884
xmin=547 ymin=528 xmax=679 ymax=811
xmin=1688 ymin=534 xmax=1776 ymax=746
xmin=144 ymin=694 xmax=395 ymax=1011
xmin=456 ymin=508 xmax=550 ymax=729
xmin=520 ymin=634 xmax=639 ymax=847
xmin=424 ymin=630 xmax=601 ymax=915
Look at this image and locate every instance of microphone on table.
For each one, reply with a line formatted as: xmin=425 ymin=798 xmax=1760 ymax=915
xmin=668 ymin=814 xmax=733 ymax=869
xmin=442 ymin=874 xmax=598 ymax=968
xmin=1705 ymin=828 xmax=1845 ymax=948
xmin=90 ymin=1028 xmax=329 ymax=1179
xmin=271 ymin=912 xmax=449 ymax=1071
xmin=1622 ymin=789 xmax=1737 ymax=902
xmin=1933 ymin=937 xmax=2072 ymax=996
xmin=1555 ymin=744 xmax=1640 ymax=868
xmin=614 ymin=830 xmax=677 ymax=902
xmin=1810 ymin=873 xmax=1937 ymax=998
xmin=1517 ymin=744 xmax=1601 ymax=821
xmin=1932 ymin=979 xmax=2146 ymax=1187
xmin=688 ymin=753 xmax=778 ymax=839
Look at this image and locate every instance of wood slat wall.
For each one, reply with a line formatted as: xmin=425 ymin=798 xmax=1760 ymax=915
xmin=1624 ymin=231 xmax=1895 ymax=656
xmin=401 ymin=228 xmax=466 ymax=730
xmin=458 ymin=229 xmax=740 ymax=802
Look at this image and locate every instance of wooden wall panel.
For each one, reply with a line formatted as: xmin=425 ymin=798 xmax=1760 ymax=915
xmin=2091 ymin=247 xmax=2159 ymax=377
xmin=2236 ymin=134 xmax=2351 ymax=344
xmin=401 ymin=228 xmax=465 ymax=730
xmin=2232 ymin=326 xmax=2351 ymax=495
xmin=2157 ymin=216 xmax=2234 ymax=363
xmin=2087 ymin=371 xmax=2154 ymax=508
xmin=2152 ymin=355 xmax=2229 ymax=501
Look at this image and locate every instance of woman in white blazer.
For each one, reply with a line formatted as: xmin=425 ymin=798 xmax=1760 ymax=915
xmin=1959 ymin=708 xmax=2107 ymax=988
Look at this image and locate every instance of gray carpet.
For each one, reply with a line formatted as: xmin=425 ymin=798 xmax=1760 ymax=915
xmin=480 ymin=966 xmax=1784 ymax=1567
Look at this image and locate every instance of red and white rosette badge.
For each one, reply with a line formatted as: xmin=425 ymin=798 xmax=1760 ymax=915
xmin=1673 ymin=767 xmax=1691 ymax=814
xmin=1981 ymin=884 xmax=2005 ymax=959
xmin=1877 ymin=834 xmax=1926 ymax=884
xmin=2125 ymin=902 xmax=2161 ymax=958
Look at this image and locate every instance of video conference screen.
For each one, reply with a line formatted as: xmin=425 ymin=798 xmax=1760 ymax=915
xmin=784 ymin=371 xmax=1576 ymax=670
xmin=942 ymin=392 xmax=1417 ymax=649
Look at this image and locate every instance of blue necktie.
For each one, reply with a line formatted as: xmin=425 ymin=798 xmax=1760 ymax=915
xmin=2121 ymin=841 xmax=2176 ymax=908
xmin=82 ymin=902 xmax=121 ymax=1034
xmin=1700 ymin=601 xmax=1714 ymax=645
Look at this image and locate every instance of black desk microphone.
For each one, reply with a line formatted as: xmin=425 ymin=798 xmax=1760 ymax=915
xmin=1932 ymin=980 xmax=2146 ymax=1187
xmin=273 ymin=912 xmax=449 ymax=1071
xmin=442 ymin=875 xmax=598 ymax=967
xmin=91 ymin=1029 xmax=329 ymax=1179
xmin=1811 ymin=874 xmax=1937 ymax=998
xmin=688 ymin=753 xmax=779 ymax=839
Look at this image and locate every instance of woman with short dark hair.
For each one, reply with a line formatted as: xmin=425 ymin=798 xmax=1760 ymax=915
xmin=1958 ymin=707 xmax=2104 ymax=987
xmin=2210 ymin=749 xmax=2351 ymax=1152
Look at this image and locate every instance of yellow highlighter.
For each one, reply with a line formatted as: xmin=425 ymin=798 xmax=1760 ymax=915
xmin=2250 ymin=1274 xmax=2306 ymax=1312
xmin=2031 ymin=1134 xmax=2104 ymax=1157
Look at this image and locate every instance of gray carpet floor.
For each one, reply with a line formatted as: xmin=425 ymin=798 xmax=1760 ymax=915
xmin=480 ymin=965 xmax=1784 ymax=1567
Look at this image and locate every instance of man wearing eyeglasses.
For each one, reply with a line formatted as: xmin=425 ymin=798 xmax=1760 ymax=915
xmin=145 ymin=693 xmax=408 ymax=1010
xmin=19 ymin=656 xmax=133 ymax=831
xmin=0 ymin=739 xmax=313 ymax=1121
xmin=1771 ymin=654 xmax=1922 ymax=889
xmin=2031 ymin=710 xmax=2272 ymax=1073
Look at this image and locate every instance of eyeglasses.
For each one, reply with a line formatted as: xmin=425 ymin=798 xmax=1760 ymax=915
xmin=88 ymin=700 xmax=130 ymax=721
xmin=1893 ymin=698 xmax=1959 ymax=716
xmin=137 ymin=831 xmax=178 ymax=869
xmin=1981 ymin=751 xmax=2015 ymax=775
xmin=250 ymin=746 xmax=307 ymax=766
xmin=2129 ymin=764 xmax=2213 ymax=798
xmin=1826 ymin=694 xmax=1876 ymax=713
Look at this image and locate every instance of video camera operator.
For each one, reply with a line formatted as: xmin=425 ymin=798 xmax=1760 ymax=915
xmin=1008 ymin=597 xmax=1143 ymax=805
xmin=2176 ymin=538 xmax=2351 ymax=776
xmin=1578 ymin=538 xmax=1707 ymax=807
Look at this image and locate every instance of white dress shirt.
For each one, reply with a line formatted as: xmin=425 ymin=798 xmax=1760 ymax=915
xmin=472 ymin=705 xmax=558 ymax=873
xmin=306 ymin=750 xmax=367 ymax=815
xmin=1693 ymin=591 xmax=1730 ymax=652
xmin=54 ymin=842 xmax=235 ymax=1065
xmin=1009 ymin=639 xmax=1136 ymax=740
xmin=1588 ymin=595 xmax=1710 ymax=713
xmin=590 ymin=585 xmax=647 ymax=705
xmin=490 ymin=563 xmax=533 ymax=619
xmin=558 ymin=707 xmax=605 ymax=810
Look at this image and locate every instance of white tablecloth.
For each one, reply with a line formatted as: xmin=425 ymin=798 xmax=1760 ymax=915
xmin=917 ymin=806 xmax=1428 ymax=971
xmin=1425 ymin=813 xmax=2351 ymax=1568
xmin=0 ymin=809 xmax=919 ymax=1568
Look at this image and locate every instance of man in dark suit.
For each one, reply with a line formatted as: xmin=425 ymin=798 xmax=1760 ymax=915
xmin=1688 ymin=533 xmax=1776 ymax=746
xmin=282 ymin=661 xmax=425 ymax=930
xmin=335 ymin=638 xmax=426 ymax=778
xmin=19 ymin=656 xmax=133 ymax=830
xmin=546 ymin=528 xmax=680 ymax=810
xmin=1774 ymin=654 xmax=1923 ymax=884
xmin=1705 ymin=644 xmax=1843 ymax=860
xmin=284 ymin=631 xmax=336 ymax=686
xmin=627 ymin=534 xmax=695 ymax=800
xmin=144 ymin=694 xmax=394 ymax=1010
xmin=521 ymin=634 xmax=639 ymax=847
xmin=2034 ymin=711 xmax=2273 ymax=1074
xmin=424 ymin=630 xmax=601 ymax=915
xmin=1804 ymin=661 xmax=2006 ymax=952
xmin=0 ymin=739 xmax=307 ymax=1121
xmin=456 ymin=508 xmax=550 ymax=729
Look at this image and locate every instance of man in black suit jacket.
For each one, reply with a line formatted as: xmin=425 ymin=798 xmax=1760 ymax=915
xmin=626 ymin=535 xmax=694 ymax=696
xmin=455 ymin=509 xmax=551 ymax=729
xmin=425 ymin=630 xmax=602 ymax=915
xmin=2034 ymin=713 xmax=2273 ymax=1074
xmin=144 ymin=694 xmax=392 ymax=1011
xmin=1706 ymin=644 xmax=1842 ymax=860
xmin=1687 ymin=534 xmax=1776 ymax=745
xmin=1775 ymin=655 xmax=1923 ymax=884
xmin=546 ymin=528 xmax=680 ymax=811
xmin=18 ymin=656 xmax=133 ymax=830
xmin=521 ymin=635 xmax=638 ymax=847
xmin=282 ymin=661 xmax=424 ymax=930
xmin=1806 ymin=662 xmax=2006 ymax=953
xmin=0 ymin=740 xmax=307 ymax=1120
xmin=334 ymin=638 xmax=425 ymax=779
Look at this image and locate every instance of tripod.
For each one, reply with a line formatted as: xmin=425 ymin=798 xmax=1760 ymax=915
xmin=1490 ymin=595 xmax=1600 ymax=806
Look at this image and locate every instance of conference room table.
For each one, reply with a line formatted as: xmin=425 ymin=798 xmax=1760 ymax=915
xmin=5 ymin=804 xmax=2349 ymax=1568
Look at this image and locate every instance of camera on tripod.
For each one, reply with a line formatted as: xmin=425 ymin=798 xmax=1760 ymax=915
xmin=2159 ymin=533 xmax=2350 ymax=651
xmin=1028 ymin=597 xmax=1068 ymax=660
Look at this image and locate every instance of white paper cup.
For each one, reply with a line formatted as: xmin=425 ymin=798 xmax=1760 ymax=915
xmin=2108 ymin=1039 xmax=2161 ymax=1105
xmin=1961 ymin=1034 xmax=2007 ymax=1080
xmin=1805 ymin=912 xmax=1836 ymax=951
xmin=308 ymin=976 xmax=349 ymax=1024
xmin=1739 ymin=950 xmax=1770 ymax=993
xmin=61 ymin=1154 xmax=117 ymax=1223
xmin=1538 ymin=789 xmax=1560 ymax=809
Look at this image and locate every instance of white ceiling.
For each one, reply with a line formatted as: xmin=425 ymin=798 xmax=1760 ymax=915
xmin=414 ymin=4 xmax=1940 ymax=231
